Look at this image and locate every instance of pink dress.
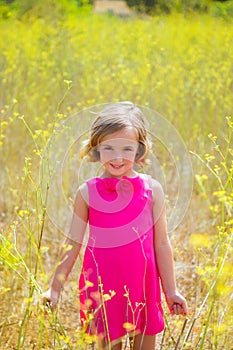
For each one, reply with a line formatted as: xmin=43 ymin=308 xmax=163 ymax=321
xmin=79 ymin=174 xmax=164 ymax=343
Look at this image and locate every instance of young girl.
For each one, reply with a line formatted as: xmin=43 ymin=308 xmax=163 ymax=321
xmin=42 ymin=102 xmax=188 ymax=350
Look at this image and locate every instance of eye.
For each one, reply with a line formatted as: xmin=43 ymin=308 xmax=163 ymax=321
xmin=123 ymin=147 xmax=134 ymax=152
xmin=102 ymin=146 xmax=113 ymax=151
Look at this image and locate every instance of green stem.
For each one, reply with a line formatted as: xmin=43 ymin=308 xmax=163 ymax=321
xmin=199 ymin=299 xmax=214 ymax=350
xmin=182 ymin=231 xmax=233 ymax=348
xmin=18 ymin=116 xmax=40 ymax=156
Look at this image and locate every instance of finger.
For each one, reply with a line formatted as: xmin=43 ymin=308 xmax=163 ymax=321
xmin=42 ymin=297 xmax=56 ymax=311
xmin=180 ymin=300 xmax=188 ymax=315
xmin=172 ymin=303 xmax=183 ymax=315
xmin=45 ymin=300 xmax=53 ymax=309
xmin=172 ymin=303 xmax=180 ymax=314
xmin=168 ymin=302 xmax=176 ymax=314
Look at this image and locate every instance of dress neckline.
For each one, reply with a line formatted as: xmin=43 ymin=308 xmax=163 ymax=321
xmin=99 ymin=173 xmax=140 ymax=180
xmin=96 ymin=174 xmax=143 ymax=192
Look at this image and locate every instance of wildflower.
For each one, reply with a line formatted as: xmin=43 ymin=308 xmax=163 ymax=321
xmin=123 ymin=322 xmax=136 ymax=331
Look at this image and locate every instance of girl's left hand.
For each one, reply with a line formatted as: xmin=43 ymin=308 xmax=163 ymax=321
xmin=165 ymin=291 xmax=188 ymax=316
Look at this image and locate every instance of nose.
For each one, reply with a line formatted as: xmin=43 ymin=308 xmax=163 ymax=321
xmin=111 ymin=150 xmax=123 ymax=161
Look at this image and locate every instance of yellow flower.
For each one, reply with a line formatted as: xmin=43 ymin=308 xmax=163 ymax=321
xmin=123 ymin=322 xmax=136 ymax=331
xmin=85 ymin=280 xmax=94 ymax=288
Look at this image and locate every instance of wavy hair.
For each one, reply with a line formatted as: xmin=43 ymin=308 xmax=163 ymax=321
xmin=80 ymin=102 xmax=151 ymax=164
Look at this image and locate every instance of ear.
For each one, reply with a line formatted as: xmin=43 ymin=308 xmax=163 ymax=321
xmin=93 ymin=147 xmax=100 ymax=161
xmin=136 ymin=142 xmax=145 ymax=160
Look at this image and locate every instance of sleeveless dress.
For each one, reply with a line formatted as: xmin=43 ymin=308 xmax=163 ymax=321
xmin=79 ymin=174 xmax=164 ymax=344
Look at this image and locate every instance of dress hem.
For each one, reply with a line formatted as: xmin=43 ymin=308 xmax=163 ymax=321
xmin=108 ymin=325 xmax=165 ymax=346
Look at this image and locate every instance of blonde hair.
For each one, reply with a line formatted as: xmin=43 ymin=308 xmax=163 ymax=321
xmin=80 ymin=102 xmax=151 ymax=164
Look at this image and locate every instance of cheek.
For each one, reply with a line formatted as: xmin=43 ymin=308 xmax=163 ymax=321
xmin=99 ymin=151 xmax=111 ymax=163
xmin=124 ymin=152 xmax=138 ymax=162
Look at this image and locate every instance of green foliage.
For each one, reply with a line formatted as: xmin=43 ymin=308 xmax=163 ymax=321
xmin=4 ymin=0 xmax=79 ymax=19
xmin=0 ymin=0 xmax=16 ymax=18
xmin=189 ymin=117 xmax=233 ymax=348
xmin=1 ymin=0 xmax=233 ymax=17
xmin=126 ymin=0 xmax=212 ymax=14
xmin=210 ymin=0 xmax=233 ymax=18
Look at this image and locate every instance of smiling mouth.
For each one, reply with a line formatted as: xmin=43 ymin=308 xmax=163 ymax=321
xmin=110 ymin=163 xmax=124 ymax=169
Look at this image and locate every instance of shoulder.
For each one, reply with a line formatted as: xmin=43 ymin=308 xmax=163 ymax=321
xmin=150 ymin=178 xmax=164 ymax=194
xmin=150 ymin=177 xmax=165 ymax=203
xmin=74 ymin=182 xmax=89 ymax=207
xmin=75 ymin=177 xmax=101 ymax=205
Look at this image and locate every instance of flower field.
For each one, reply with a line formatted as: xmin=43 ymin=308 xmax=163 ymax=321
xmin=0 ymin=5 xmax=233 ymax=349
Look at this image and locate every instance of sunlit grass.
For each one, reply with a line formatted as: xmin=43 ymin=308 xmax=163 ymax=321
xmin=0 ymin=8 xmax=233 ymax=349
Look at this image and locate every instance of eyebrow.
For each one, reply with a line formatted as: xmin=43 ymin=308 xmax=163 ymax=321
xmin=101 ymin=143 xmax=135 ymax=147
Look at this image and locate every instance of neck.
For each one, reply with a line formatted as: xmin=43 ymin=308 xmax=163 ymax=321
xmin=101 ymin=170 xmax=139 ymax=179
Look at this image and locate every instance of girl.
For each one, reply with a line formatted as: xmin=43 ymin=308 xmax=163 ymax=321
xmin=42 ymin=102 xmax=188 ymax=350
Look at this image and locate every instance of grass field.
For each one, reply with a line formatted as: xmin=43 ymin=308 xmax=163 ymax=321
xmin=0 ymin=5 xmax=233 ymax=349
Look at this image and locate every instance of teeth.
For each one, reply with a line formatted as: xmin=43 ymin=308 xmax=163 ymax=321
xmin=111 ymin=164 xmax=123 ymax=168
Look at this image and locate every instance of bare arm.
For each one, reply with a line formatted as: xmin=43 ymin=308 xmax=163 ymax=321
xmin=42 ymin=183 xmax=88 ymax=308
xmin=152 ymin=179 xmax=188 ymax=315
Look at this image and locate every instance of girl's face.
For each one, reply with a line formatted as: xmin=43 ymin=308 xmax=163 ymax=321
xmin=98 ymin=127 xmax=139 ymax=178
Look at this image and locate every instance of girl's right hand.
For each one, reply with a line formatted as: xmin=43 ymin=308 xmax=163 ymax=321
xmin=41 ymin=288 xmax=60 ymax=310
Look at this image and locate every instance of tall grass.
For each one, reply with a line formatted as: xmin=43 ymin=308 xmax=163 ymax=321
xmin=0 ymin=7 xmax=232 ymax=349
